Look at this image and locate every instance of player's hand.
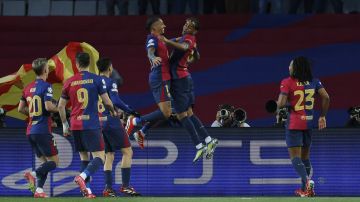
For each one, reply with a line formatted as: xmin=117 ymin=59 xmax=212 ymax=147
xmin=62 ymin=122 xmax=71 ymax=137
xmin=318 ymin=116 xmax=326 ymax=130
xmin=151 ymin=57 xmax=162 ymax=66
xmin=158 ymin=35 xmax=169 ymax=43
xmin=110 ymin=109 xmax=118 ymax=117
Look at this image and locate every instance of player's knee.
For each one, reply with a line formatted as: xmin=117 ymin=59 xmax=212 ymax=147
xmin=105 ymin=152 xmax=115 ymax=162
xmin=122 ymin=147 xmax=133 ymax=159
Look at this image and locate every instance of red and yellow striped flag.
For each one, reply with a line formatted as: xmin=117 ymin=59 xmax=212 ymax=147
xmin=0 ymin=42 xmax=99 ymax=120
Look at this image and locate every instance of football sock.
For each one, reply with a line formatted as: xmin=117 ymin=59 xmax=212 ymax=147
xmin=35 ymin=161 xmax=56 ymax=177
xmin=189 ymin=115 xmax=211 ymax=140
xmin=180 ymin=117 xmax=201 ymax=145
xmin=291 ymin=157 xmax=308 ymax=190
xmin=36 ymin=172 xmax=48 ymax=189
xmin=104 ymin=170 xmax=112 ymax=189
xmin=35 ymin=187 xmax=44 ymax=193
xmin=302 ymin=159 xmax=312 ymax=177
xmin=82 ymin=157 xmax=103 ymax=179
xmin=121 ymin=168 xmax=131 ymax=187
xmin=140 ymin=122 xmax=155 ymax=135
xmin=80 ymin=161 xmax=91 ymax=187
xmin=140 ymin=109 xmax=165 ymax=124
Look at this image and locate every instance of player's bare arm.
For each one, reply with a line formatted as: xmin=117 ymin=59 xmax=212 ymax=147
xmin=58 ymin=97 xmax=70 ymax=136
xmin=147 ymin=47 xmax=162 ymax=66
xmin=45 ymin=101 xmax=58 ymax=113
xmin=17 ymin=100 xmax=29 ymax=116
xmin=276 ymin=93 xmax=288 ymax=110
xmin=159 ymin=35 xmax=189 ymax=51
xmin=100 ymin=93 xmax=117 ymax=117
xmin=318 ymin=88 xmax=330 ymax=130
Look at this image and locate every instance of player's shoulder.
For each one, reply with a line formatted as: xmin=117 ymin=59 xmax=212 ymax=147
xmin=146 ymin=34 xmax=158 ymax=46
xmin=281 ymin=76 xmax=293 ymax=84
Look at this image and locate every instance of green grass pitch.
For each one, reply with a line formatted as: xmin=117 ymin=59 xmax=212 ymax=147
xmin=0 ymin=197 xmax=359 ymax=202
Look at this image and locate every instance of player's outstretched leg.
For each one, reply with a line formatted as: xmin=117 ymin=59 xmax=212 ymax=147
xmin=126 ymin=109 xmax=165 ymax=136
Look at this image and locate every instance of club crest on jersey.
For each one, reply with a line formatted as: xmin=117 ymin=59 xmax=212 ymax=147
xmin=47 ymin=87 xmax=53 ymax=93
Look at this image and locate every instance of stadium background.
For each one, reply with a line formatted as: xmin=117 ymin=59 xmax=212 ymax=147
xmin=0 ymin=0 xmax=360 ymax=198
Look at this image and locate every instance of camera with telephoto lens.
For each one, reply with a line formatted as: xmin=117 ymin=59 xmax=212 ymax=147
xmin=219 ymin=109 xmax=230 ymax=119
xmin=348 ymin=106 xmax=360 ymax=120
xmin=0 ymin=107 xmax=7 ymax=128
xmin=234 ymin=108 xmax=247 ymax=123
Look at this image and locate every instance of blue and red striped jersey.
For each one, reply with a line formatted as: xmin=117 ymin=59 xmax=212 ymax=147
xmin=21 ymin=79 xmax=53 ymax=135
xmin=280 ymin=77 xmax=324 ymax=130
xmin=61 ymin=71 xmax=107 ymax=130
xmin=146 ymin=34 xmax=171 ymax=82
xmin=169 ymin=34 xmax=197 ymax=79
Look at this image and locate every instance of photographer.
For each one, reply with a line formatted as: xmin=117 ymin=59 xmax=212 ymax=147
xmin=211 ymin=104 xmax=250 ymax=128
xmin=346 ymin=106 xmax=360 ymax=127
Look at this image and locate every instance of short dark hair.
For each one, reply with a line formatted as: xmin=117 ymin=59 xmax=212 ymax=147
xmin=145 ymin=16 xmax=160 ymax=32
xmin=76 ymin=52 xmax=90 ymax=68
xmin=32 ymin=58 xmax=47 ymax=76
xmin=291 ymin=56 xmax=313 ymax=83
xmin=97 ymin=58 xmax=112 ymax=73
xmin=187 ymin=17 xmax=200 ymax=31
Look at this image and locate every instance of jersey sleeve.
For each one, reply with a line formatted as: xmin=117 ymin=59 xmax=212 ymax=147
xmin=96 ymin=76 xmax=107 ymax=95
xmin=61 ymin=80 xmax=70 ymax=99
xmin=315 ymin=79 xmax=324 ymax=93
xmin=280 ymin=79 xmax=290 ymax=95
xmin=108 ymin=81 xmax=133 ymax=113
xmin=183 ymin=35 xmax=196 ymax=49
xmin=44 ymin=83 xmax=53 ymax=101
xmin=146 ymin=36 xmax=158 ymax=51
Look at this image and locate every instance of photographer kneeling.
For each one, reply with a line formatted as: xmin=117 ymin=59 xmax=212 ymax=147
xmin=211 ymin=104 xmax=250 ymax=128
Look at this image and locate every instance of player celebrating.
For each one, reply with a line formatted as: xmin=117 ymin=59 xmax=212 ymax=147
xmin=125 ymin=17 xmax=172 ymax=143
xmin=18 ymin=58 xmax=59 ymax=198
xmin=157 ymin=17 xmax=218 ymax=162
xmin=276 ymin=56 xmax=330 ymax=197
xmin=97 ymin=58 xmax=141 ymax=197
xmin=58 ymin=52 xmax=116 ymax=198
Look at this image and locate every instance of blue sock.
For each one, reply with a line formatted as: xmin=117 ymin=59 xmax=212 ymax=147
xmin=291 ymin=157 xmax=308 ymax=190
xmin=189 ymin=115 xmax=210 ymax=140
xmin=80 ymin=161 xmax=90 ymax=187
xmin=141 ymin=122 xmax=155 ymax=134
xmin=302 ymin=159 xmax=312 ymax=177
xmin=180 ymin=117 xmax=201 ymax=146
xmin=35 ymin=161 xmax=56 ymax=177
xmin=104 ymin=170 xmax=112 ymax=189
xmin=36 ymin=172 xmax=48 ymax=188
xmin=141 ymin=109 xmax=165 ymax=124
xmin=84 ymin=157 xmax=103 ymax=177
xmin=121 ymin=168 xmax=131 ymax=187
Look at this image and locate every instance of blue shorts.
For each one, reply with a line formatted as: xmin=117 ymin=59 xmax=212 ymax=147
xmin=28 ymin=133 xmax=58 ymax=158
xmin=171 ymin=76 xmax=195 ymax=113
xmin=103 ymin=127 xmax=131 ymax=153
xmin=72 ymin=129 xmax=104 ymax=152
xmin=149 ymin=79 xmax=171 ymax=104
xmin=286 ymin=129 xmax=312 ymax=148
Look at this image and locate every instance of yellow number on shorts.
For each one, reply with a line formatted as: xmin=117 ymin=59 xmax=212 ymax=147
xmin=26 ymin=95 xmax=43 ymax=117
xmin=76 ymin=88 xmax=89 ymax=109
xmin=98 ymin=99 xmax=105 ymax=113
xmin=294 ymin=89 xmax=315 ymax=111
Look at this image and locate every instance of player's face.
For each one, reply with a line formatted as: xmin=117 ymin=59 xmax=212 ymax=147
xmin=289 ymin=60 xmax=294 ymax=76
xmin=182 ymin=20 xmax=195 ymax=35
xmin=152 ymin=19 xmax=166 ymax=35
xmin=43 ymin=64 xmax=49 ymax=80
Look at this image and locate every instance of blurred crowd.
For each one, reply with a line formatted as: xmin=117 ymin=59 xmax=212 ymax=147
xmin=106 ymin=0 xmax=360 ymax=15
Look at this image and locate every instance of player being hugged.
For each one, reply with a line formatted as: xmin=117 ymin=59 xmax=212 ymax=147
xmin=97 ymin=58 xmax=141 ymax=197
xmin=58 ymin=52 xmax=116 ymax=198
xmin=276 ymin=56 xmax=330 ymax=197
xmin=18 ymin=58 xmax=59 ymax=198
